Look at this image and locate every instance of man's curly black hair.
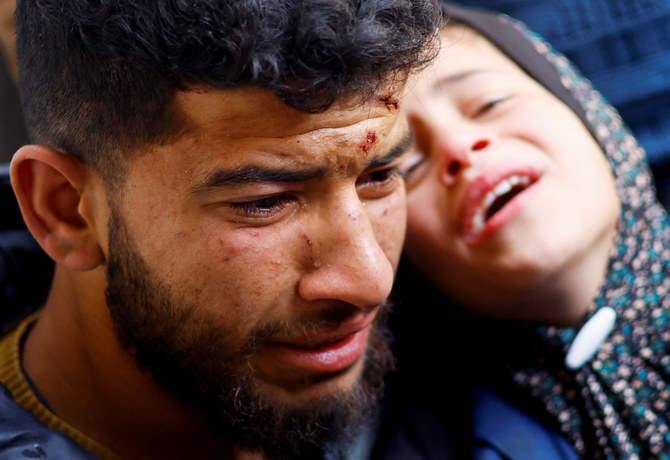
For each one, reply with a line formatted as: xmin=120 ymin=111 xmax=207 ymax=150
xmin=16 ymin=0 xmax=441 ymax=177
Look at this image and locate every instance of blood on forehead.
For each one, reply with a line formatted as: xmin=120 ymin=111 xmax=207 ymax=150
xmin=378 ymin=95 xmax=400 ymax=111
xmin=359 ymin=131 xmax=377 ymax=154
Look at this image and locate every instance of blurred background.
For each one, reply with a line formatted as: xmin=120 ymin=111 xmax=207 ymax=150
xmin=0 ymin=0 xmax=26 ymax=165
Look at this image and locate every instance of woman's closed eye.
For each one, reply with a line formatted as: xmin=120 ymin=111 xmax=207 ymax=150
xmin=473 ymin=95 xmax=512 ymax=118
xmin=400 ymin=152 xmax=426 ymax=180
xmin=397 ymin=149 xmax=428 ymax=191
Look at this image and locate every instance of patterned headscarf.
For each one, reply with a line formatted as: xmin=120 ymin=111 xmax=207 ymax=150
xmin=442 ymin=4 xmax=670 ymax=459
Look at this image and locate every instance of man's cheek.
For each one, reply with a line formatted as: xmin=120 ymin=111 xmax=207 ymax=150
xmin=182 ymin=226 xmax=299 ymax=298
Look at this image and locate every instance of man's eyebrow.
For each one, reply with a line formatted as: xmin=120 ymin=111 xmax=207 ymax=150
xmin=194 ymin=131 xmax=413 ymax=192
xmin=367 ymin=130 xmax=414 ymax=170
xmin=194 ymin=165 xmax=327 ymax=191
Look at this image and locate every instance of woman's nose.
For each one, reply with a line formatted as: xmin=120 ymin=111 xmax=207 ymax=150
xmin=435 ymin=133 xmax=491 ymax=185
xmin=410 ymin=113 xmax=492 ymax=186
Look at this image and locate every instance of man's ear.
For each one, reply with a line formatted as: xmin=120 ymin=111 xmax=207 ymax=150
xmin=10 ymin=145 xmax=105 ymax=270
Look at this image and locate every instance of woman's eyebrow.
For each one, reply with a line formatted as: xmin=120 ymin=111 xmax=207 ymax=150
xmin=431 ymin=69 xmax=491 ymax=92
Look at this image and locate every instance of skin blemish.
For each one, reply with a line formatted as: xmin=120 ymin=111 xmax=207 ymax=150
xmin=378 ymin=95 xmax=400 ymax=111
xmin=359 ymin=131 xmax=377 ymax=154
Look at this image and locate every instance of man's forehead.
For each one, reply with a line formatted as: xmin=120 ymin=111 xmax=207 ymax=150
xmin=120 ymin=85 xmax=409 ymax=193
xmin=175 ymin=86 xmax=400 ymax=139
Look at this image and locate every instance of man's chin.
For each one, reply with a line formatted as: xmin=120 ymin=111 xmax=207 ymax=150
xmin=222 ymin=325 xmax=393 ymax=458
xmin=253 ymin=355 xmax=367 ymax=404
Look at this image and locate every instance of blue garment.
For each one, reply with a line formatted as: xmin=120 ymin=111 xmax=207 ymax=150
xmin=371 ymin=377 xmax=581 ymax=460
xmin=472 ymin=387 xmax=579 ymax=460
xmin=0 ymin=383 xmax=98 ymax=459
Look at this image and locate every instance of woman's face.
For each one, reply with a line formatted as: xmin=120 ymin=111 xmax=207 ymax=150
xmin=401 ymin=26 xmax=620 ymax=325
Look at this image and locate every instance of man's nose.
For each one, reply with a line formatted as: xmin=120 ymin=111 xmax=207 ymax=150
xmin=297 ymin=194 xmax=395 ymax=310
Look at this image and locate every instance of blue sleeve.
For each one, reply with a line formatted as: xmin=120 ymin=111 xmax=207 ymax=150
xmin=471 ymin=386 xmax=579 ymax=460
xmin=0 ymin=384 xmax=99 ymax=459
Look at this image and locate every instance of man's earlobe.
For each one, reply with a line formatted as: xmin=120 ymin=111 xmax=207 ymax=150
xmin=10 ymin=145 xmax=105 ymax=270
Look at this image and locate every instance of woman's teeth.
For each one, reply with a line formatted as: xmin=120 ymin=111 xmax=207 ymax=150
xmin=471 ymin=175 xmax=533 ymax=238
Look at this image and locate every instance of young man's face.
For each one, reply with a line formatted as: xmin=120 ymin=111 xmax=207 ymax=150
xmin=102 ymin=87 xmax=409 ymax=451
xmin=401 ymin=27 xmax=620 ymax=324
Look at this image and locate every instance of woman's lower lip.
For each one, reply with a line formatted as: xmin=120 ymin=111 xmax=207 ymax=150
xmin=267 ymin=328 xmax=370 ymax=376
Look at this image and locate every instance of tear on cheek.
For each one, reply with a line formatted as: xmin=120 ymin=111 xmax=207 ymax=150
xmin=359 ymin=131 xmax=377 ymax=154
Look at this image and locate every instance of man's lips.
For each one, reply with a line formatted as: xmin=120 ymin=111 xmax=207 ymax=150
xmin=461 ymin=168 xmax=541 ymax=243
xmin=269 ymin=328 xmax=370 ymax=375
xmin=260 ymin=308 xmax=378 ymax=377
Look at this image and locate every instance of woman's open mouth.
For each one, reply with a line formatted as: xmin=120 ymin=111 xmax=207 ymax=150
xmin=466 ymin=172 xmax=540 ymax=241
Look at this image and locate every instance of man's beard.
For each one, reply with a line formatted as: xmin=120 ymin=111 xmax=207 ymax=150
xmin=104 ymin=206 xmax=395 ymax=459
